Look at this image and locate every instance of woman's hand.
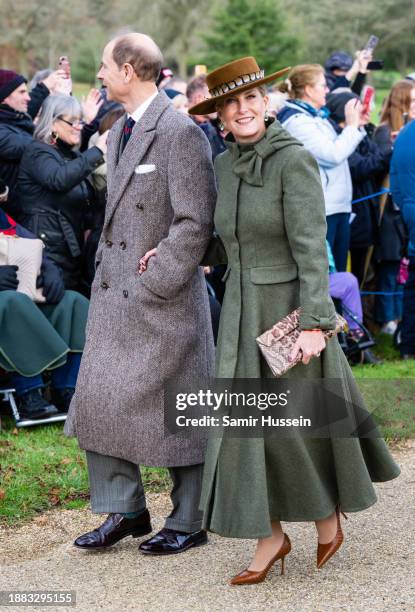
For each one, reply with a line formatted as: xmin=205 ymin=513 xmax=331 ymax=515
xmin=344 ymin=98 xmax=362 ymax=128
xmin=42 ymin=69 xmax=68 ymax=94
xmin=138 ymin=248 xmax=157 ymax=274
xmin=289 ymin=330 xmax=326 ymax=365
xmin=95 ymin=130 xmax=109 ymax=156
xmin=82 ymin=88 xmax=104 ymax=124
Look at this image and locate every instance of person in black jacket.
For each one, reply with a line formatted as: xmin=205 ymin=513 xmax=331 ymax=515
xmin=16 ymin=94 xmax=107 ymax=291
xmin=326 ymin=91 xmax=391 ymax=285
xmin=0 ymin=68 xmax=67 ymax=217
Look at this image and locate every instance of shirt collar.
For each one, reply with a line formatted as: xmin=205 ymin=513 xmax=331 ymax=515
xmin=128 ymin=91 xmax=159 ymax=123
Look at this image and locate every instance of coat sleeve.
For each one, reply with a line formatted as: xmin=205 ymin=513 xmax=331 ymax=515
xmin=281 ymin=147 xmax=337 ymax=330
xmin=26 ymin=145 xmax=103 ymax=193
xmin=349 ymin=137 xmax=391 ymax=182
xmin=285 ymin=114 xmax=365 ymax=169
xmin=0 ymin=127 xmax=32 ymax=161
xmin=139 ymin=121 xmax=216 ymax=299
xmin=27 ymin=83 xmax=49 ymax=119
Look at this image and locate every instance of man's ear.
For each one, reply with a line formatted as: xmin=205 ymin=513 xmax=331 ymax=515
xmin=123 ymin=63 xmax=135 ymax=83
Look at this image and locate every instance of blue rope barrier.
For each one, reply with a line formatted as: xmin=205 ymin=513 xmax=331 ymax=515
xmin=360 ymin=291 xmax=404 ymax=296
xmin=351 ymin=188 xmax=390 ymax=205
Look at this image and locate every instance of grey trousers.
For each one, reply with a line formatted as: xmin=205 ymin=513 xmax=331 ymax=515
xmin=86 ymin=451 xmax=204 ymax=533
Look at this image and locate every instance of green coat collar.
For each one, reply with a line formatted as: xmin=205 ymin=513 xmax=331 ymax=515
xmin=225 ymin=120 xmax=300 ymax=186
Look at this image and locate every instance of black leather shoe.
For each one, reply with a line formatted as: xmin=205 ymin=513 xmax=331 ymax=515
xmin=139 ymin=527 xmax=207 ymax=555
xmin=73 ymin=510 xmax=152 ymax=549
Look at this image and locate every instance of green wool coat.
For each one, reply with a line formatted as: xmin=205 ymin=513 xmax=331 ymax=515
xmin=200 ymin=121 xmax=400 ymax=538
xmin=0 ymin=290 xmax=88 ymax=376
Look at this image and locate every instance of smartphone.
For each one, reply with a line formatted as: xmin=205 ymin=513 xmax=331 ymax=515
xmin=367 ymin=60 xmax=384 ymax=71
xmin=361 ymin=85 xmax=375 ymax=114
xmin=364 ymin=35 xmax=379 ymax=53
xmin=58 ymin=55 xmax=71 ymax=78
xmin=57 ymin=56 xmax=72 ymax=95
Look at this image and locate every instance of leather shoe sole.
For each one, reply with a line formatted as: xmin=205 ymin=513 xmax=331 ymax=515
xmin=73 ymin=524 xmax=152 ymax=549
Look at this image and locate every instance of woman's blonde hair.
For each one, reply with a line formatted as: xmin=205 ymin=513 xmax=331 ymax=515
xmin=379 ymin=80 xmax=415 ymax=132
xmin=278 ymin=64 xmax=324 ymax=99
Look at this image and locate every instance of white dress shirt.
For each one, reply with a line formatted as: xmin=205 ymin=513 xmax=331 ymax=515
xmin=129 ymin=91 xmax=159 ymax=123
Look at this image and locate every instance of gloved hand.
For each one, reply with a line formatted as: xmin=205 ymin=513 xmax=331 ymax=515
xmin=0 ymin=265 xmax=19 ymax=291
xmin=36 ymin=262 xmax=65 ymax=304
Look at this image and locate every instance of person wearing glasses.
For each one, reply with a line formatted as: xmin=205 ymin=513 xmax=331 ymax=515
xmin=16 ymin=94 xmax=108 ymax=291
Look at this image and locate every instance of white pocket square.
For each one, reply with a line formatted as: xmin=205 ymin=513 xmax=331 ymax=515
xmin=135 ymin=164 xmax=156 ymax=174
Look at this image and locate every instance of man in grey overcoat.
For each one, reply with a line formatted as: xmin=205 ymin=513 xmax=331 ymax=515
xmin=64 ymin=33 xmax=216 ymax=554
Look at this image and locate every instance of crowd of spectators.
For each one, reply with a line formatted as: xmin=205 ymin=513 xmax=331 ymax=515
xmin=1 ymin=45 xmax=415 ymax=421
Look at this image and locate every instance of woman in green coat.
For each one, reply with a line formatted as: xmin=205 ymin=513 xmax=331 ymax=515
xmin=186 ymin=57 xmax=400 ymax=585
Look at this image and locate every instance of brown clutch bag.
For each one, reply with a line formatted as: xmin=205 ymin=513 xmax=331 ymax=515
xmin=256 ymin=308 xmax=347 ymax=377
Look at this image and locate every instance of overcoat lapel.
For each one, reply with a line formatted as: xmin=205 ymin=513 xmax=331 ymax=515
xmin=104 ymin=92 xmax=171 ymax=229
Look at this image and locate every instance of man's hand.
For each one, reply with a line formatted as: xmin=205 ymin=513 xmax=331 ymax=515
xmin=289 ymin=330 xmax=326 ymax=365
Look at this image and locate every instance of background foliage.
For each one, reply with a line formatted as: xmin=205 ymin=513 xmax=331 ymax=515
xmin=0 ymin=0 xmax=414 ymax=82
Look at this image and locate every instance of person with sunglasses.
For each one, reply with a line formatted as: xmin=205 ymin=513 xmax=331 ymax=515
xmin=16 ymin=94 xmax=108 ymax=292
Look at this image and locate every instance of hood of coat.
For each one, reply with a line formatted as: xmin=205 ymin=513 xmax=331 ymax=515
xmin=224 ymin=119 xmax=301 ymax=186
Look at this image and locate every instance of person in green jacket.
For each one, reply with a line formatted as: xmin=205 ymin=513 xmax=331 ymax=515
xmin=188 ymin=57 xmax=400 ymax=585
xmin=142 ymin=57 xmax=400 ymax=586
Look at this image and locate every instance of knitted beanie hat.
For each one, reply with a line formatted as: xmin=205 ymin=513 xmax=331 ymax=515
xmin=0 ymin=70 xmax=26 ymax=103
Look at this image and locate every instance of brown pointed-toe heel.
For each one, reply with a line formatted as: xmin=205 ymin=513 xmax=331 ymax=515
xmin=230 ymin=533 xmax=291 ymax=586
xmin=317 ymin=506 xmax=348 ymax=569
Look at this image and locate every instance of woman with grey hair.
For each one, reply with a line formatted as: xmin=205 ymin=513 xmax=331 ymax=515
xmin=16 ymin=94 xmax=108 ymax=290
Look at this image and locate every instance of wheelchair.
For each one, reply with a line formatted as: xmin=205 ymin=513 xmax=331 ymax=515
xmin=0 ymin=370 xmax=66 ymax=429
xmin=333 ymin=299 xmax=376 ymax=365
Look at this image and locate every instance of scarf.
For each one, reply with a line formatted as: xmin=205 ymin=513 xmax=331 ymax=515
xmin=0 ymin=208 xmax=17 ymax=235
xmin=288 ymin=99 xmax=330 ymax=120
xmin=225 ymin=119 xmax=298 ymax=186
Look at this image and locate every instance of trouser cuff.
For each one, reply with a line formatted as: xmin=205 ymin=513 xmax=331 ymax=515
xmin=164 ymin=517 xmax=203 ymax=533
xmin=90 ymin=494 xmax=147 ymax=514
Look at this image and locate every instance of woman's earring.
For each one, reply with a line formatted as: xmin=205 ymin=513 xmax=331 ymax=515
xmin=264 ymin=109 xmax=269 ymax=122
xmin=50 ymin=131 xmax=58 ymax=144
xmin=218 ymin=120 xmax=225 ymax=131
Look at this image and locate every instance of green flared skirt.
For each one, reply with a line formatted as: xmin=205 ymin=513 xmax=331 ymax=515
xmin=0 ymin=290 xmax=88 ymax=376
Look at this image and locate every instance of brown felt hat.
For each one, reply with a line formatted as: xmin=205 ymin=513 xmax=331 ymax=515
xmin=188 ymin=56 xmax=290 ymax=115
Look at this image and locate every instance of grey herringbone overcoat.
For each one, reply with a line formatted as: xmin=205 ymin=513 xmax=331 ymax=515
xmin=64 ymin=92 xmax=216 ymax=466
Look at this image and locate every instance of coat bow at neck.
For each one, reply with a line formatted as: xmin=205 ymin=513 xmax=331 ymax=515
xmin=225 ymin=121 xmax=289 ymax=186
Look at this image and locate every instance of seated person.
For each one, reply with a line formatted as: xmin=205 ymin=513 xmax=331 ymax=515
xmin=0 ymin=183 xmax=88 ymax=419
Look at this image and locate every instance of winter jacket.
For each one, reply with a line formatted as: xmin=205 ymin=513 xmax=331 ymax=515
xmin=0 ymin=83 xmax=49 ymax=217
xmin=390 ymin=120 xmax=415 ymax=257
xmin=278 ymin=101 xmax=365 ymax=216
xmin=373 ymin=124 xmax=408 ymax=261
xmin=16 ymin=138 xmax=103 ymax=289
xmin=348 ymin=129 xmax=391 ymax=248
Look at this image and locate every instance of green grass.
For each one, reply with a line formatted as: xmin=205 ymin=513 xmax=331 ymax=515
xmin=0 ymin=421 xmax=169 ymax=526
xmin=0 ymin=334 xmax=413 ymax=526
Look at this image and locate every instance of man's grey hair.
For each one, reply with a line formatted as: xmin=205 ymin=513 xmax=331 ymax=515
xmin=34 ymin=94 xmax=81 ymax=144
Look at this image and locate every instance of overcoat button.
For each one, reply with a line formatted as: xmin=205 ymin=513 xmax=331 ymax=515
xmin=123 ymin=290 xmax=128 ymax=298
xmin=120 ymin=241 xmax=127 ymax=250
xmin=106 ymin=240 xmax=113 ymax=247
xmin=101 ymin=282 xmax=109 ymax=290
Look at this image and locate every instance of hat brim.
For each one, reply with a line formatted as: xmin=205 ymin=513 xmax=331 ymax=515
xmin=188 ymin=66 xmax=291 ymax=115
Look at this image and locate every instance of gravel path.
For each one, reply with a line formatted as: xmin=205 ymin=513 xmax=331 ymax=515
xmin=0 ymin=442 xmax=414 ymax=612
